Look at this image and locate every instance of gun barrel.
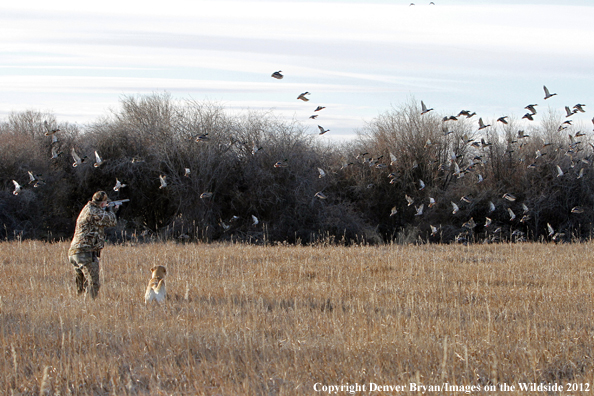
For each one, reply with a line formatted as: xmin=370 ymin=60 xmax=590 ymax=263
xmin=108 ymin=199 xmax=130 ymax=207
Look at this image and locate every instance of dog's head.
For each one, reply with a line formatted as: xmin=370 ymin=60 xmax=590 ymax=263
xmin=150 ymin=265 xmax=167 ymax=279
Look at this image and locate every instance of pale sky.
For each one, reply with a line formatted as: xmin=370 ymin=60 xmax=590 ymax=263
xmin=1 ymin=0 xmax=593 ymax=140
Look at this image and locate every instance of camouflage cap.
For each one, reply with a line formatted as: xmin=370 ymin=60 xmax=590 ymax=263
xmin=92 ymin=191 xmax=110 ymax=203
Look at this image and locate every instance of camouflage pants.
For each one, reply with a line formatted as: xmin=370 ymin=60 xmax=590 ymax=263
xmin=69 ymin=251 xmax=101 ymax=299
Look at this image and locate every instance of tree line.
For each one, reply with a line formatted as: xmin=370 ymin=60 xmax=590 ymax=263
xmin=1 ymin=93 xmax=592 ymax=244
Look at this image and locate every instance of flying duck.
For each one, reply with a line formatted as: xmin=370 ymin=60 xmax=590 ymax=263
xmin=94 ymin=151 xmax=104 ymax=167
xmin=415 ymin=204 xmax=424 ymax=216
xmin=315 ymin=191 xmax=328 ymax=200
xmin=43 ymin=120 xmax=60 ymax=136
xmin=318 ymin=125 xmax=330 ymax=135
xmin=420 ymin=100 xmax=433 ymax=115
xmin=113 ymin=178 xmax=127 ymax=191
xmin=297 ymin=92 xmax=310 ymax=101
xmin=71 ymin=148 xmax=86 ymax=167
xmin=451 ymin=201 xmax=459 ymax=214
xmin=12 ymin=180 xmax=22 ymax=195
xmin=522 ymin=113 xmax=534 ymax=121
xmin=525 ymin=104 xmax=538 ymax=114
xmin=543 ymin=85 xmax=557 ymax=100
xmin=478 ymin=118 xmax=491 ymax=130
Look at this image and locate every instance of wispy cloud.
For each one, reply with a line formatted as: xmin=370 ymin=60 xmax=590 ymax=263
xmin=1 ymin=1 xmax=593 ymax=138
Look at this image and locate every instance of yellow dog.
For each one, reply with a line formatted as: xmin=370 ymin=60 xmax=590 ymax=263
xmin=144 ymin=265 xmax=167 ymax=304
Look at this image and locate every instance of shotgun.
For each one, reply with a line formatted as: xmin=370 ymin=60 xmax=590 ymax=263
xmin=107 ymin=199 xmax=130 ymax=208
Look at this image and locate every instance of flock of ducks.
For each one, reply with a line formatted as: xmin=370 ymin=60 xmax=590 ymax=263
xmin=387 ymin=85 xmax=591 ymax=242
xmin=8 ymin=71 xmax=592 ymax=242
xmin=267 ymin=69 xmax=339 ymax=207
xmin=11 ymin=93 xmax=299 ymax=230
xmin=12 ymin=122 xmax=61 ymax=194
xmin=271 ymin=70 xmax=331 ymax=135
xmin=10 ymin=67 xmax=367 ymax=232
xmin=270 ymin=76 xmax=590 ymax=242
xmin=12 ymin=121 xmax=133 ymax=194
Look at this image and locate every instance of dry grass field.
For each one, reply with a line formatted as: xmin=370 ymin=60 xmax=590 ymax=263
xmin=1 ymin=240 xmax=594 ymax=395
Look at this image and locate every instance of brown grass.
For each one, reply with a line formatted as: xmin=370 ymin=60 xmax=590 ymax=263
xmin=1 ymin=240 xmax=593 ymax=395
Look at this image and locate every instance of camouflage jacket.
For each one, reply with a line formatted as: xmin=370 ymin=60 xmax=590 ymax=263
xmin=68 ymin=201 xmax=117 ymax=256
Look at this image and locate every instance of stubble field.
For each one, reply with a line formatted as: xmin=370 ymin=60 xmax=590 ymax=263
xmin=1 ymin=240 xmax=593 ymax=395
